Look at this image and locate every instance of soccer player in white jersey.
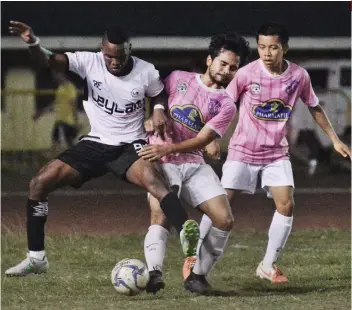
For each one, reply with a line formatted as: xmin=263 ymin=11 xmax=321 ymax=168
xmin=6 ymin=21 xmax=200 ymax=277
xmin=138 ymin=33 xmax=250 ymax=294
xmin=197 ymin=22 xmax=351 ymax=284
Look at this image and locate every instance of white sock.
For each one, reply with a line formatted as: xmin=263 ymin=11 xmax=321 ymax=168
xmin=144 ymin=225 xmax=169 ymax=272
xmin=193 ymin=226 xmax=230 ymax=276
xmin=196 ymin=214 xmax=213 ymax=255
xmin=262 ymin=211 xmax=293 ymax=269
xmin=29 ymin=250 xmax=46 ymax=260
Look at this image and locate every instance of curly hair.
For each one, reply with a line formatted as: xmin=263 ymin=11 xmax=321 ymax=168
xmin=208 ymin=32 xmax=251 ymax=66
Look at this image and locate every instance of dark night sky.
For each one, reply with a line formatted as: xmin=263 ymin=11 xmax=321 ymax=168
xmin=2 ymin=2 xmax=351 ymax=37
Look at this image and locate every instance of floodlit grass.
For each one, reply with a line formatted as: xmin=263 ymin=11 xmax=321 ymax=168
xmin=2 ymin=230 xmax=350 ymax=310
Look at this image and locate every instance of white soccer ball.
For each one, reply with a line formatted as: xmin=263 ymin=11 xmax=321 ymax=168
xmin=111 ymin=258 xmax=150 ymax=296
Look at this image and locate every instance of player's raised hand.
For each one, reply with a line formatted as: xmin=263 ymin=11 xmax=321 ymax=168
xmin=333 ymin=140 xmax=351 ymax=159
xmin=9 ymin=21 xmax=37 ymax=44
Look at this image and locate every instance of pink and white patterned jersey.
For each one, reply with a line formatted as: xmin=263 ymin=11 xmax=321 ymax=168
xmin=149 ymin=70 xmax=236 ymax=164
xmin=226 ymin=59 xmax=319 ymax=165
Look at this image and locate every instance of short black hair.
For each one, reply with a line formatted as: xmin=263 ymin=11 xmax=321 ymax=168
xmin=103 ymin=25 xmax=130 ymax=44
xmin=256 ymin=22 xmax=289 ymax=45
xmin=208 ymin=32 xmax=251 ymax=66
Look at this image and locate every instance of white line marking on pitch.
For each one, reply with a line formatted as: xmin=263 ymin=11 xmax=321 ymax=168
xmin=1 ymin=188 xmax=350 ymax=197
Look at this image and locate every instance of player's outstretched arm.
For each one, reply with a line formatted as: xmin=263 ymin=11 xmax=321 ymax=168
xmin=308 ymin=104 xmax=351 ymax=158
xmin=9 ymin=20 xmax=67 ymax=72
xmin=138 ymin=126 xmax=218 ymax=161
xmin=150 ymin=90 xmax=168 ymax=140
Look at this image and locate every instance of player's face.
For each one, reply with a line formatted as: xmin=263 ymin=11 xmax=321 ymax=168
xmin=101 ymin=40 xmax=131 ymax=76
xmin=257 ymin=35 xmax=286 ymax=68
xmin=208 ymin=49 xmax=240 ymax=87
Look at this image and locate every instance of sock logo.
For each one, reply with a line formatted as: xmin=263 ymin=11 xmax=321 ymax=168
xmin=32 ymin=202 xmax=48 ymax=217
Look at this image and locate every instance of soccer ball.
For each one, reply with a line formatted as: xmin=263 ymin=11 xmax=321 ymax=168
xmin=111 ymin=258 xmax=150 ymax=296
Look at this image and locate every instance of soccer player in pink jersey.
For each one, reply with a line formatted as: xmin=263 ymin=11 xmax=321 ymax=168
xmin=200 ymin=22 xmax=351 ymax=284
xmin=138 ymin=32 xmax=250 ymax=295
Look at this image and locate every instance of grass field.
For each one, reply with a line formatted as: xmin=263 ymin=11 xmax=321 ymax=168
xmin=1 ymin=230 xmax=350 ymax=310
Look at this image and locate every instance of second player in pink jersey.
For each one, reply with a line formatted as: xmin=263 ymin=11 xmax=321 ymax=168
xmin=139 ymin=32 xmax=250 ymax=295
xmin=200 ymin=22 xmax=351 ymax=284
xmin=226 ymin=51 xmax=318 ymax=165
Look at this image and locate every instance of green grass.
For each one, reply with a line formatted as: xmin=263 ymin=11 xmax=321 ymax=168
xmin=2 ymin=230 xmax=351 ymax=310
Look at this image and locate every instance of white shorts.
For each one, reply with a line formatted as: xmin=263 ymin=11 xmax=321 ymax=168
xmin=221 ymin=159 xmax=295 ymax=198
xmin=159 ymin=163 xmax=226 ymax=207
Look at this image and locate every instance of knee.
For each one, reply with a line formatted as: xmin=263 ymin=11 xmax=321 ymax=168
xmin=276 ymin=199 xmax=295 ymax=216
xmin=213 ymin=214 xmax=234 ymax=231
xmin=29 ymin=172 xmax=52 ymax=197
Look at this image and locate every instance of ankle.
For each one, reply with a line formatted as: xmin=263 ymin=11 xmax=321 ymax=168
xmin=29 ymin=250 xmax=46 ymax=260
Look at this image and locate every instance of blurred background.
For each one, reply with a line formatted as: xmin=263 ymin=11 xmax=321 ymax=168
xmin=1 ymin=2 xmax=351 ymax=190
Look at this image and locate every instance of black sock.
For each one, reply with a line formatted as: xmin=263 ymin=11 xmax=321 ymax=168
xmin=27 ymin=198 xmax=48 ymax=251
xmin=159 ymin=193 xmax=188 ymax=234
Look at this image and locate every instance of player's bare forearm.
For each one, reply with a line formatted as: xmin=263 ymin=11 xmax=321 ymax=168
xmin=171 ymin=126 xmax=218 ymax=154
xmin=171 ymin=137 xmax=212 ymax=154
xmin=150 ymin=90 xmax=168 ymax=111
xmin=138 ymin=127 xmax=218 ymax=161
xmin=8 ymin=21 xmax=67 ymax=71
xmin=150 ymin=90 xmax=169 ymax=139
xmin=308 ymin=105 xmax=340 ymax=144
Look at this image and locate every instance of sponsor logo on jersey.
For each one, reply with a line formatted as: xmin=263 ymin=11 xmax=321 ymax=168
xmin=91 ymin=89 xmax=144 ymax=115
xmin=93 ymin=80 xmax=102 ymax=90
xmin=252 ymin=99 xmax=292 ymax=121
xmin=208 ymin=99 xmax=222 ymax=117
xmin=285 ymin=79 xmax=300 ymax=94
xmin=177 ymin=81 xmax=188 ymax=93
xmin=170 ymin=104 xmax=205 ymax=132
xmin=250 ymin=83 xmax=261 ymax=96
xmin=131 ymin=88 xmax=141 ymax=98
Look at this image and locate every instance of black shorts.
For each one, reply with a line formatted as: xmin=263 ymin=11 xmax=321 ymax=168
xmin=57 ymin=138 xmax=147 ymax=186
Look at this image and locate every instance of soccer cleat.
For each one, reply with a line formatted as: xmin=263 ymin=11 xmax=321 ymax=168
xmin=255 ymin=261 xmax=289 ymax=283
xmin=146 ymin=270 xmax=165 ymax=295
xmin=184 ymin=271 xmax=212 ymax=295
xmin=180 ymin=220 xmax=200 ymax=257
xmin=182 ymin=256 xmax=196 ymax=280
xmin=5 ymin=254 xmax=49 ymax=277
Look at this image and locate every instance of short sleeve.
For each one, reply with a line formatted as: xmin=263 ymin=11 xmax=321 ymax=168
xmin=205 ymin=99 xmax=236 ymax=137
xmin=65 ymin=52 xmax=92 ymax=79
xmin=225 ymin=70 xmax=247 ymax=103
xmin=164 ymin=71 xmax=179 ymax=97
xmin=300 ymin=69 xmax=319 ymax=107
xmin=145 ymin=65 xmax=164 ymax=97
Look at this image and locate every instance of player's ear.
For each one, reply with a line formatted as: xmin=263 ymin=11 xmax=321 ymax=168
xmin=283 ymin=44 xmax=289 ymax=55
xmin=126 ymin=42 xmax=132 ymax=55
xmin=206 ymin=55 xmax=212 ymax=67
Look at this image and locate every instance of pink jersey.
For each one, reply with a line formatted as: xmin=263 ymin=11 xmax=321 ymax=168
xmin=149 ymin=70 xmax=236 ymax=164
xmin=226 ymin=59 xmax=319 ymax=165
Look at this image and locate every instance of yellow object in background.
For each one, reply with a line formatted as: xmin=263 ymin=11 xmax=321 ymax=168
xmin=54 ymin=81 xmax=78 ymax=126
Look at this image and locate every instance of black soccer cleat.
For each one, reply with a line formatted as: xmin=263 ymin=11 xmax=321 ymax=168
xmin=146 ymin=270 xmax=165 ymax=295
xmin=184 ymin=271 xmax=212 ymax=295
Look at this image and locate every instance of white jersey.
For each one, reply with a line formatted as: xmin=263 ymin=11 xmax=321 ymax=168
xmin=65 ymin=52 xmax=164 ymax=145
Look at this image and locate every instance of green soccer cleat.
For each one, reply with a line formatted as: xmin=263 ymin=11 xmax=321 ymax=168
xmin=180 ymin=219 xmax=200 ymax=257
